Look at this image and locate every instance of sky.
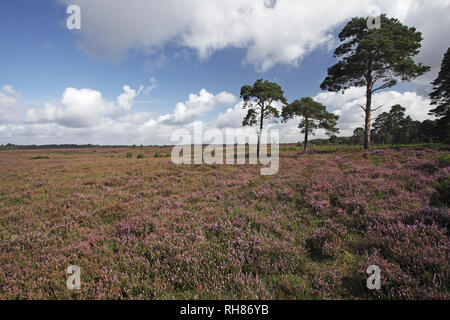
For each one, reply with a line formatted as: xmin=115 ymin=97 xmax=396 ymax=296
xmin=0 ymin=0 xmax=449 ymax=145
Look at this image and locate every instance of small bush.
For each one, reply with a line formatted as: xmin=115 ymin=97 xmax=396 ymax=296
xmin=30 ymin=156 xmax=50 ymax=160
xmin=126 ymin=152 xmax=133 ymax=158
xmin=154 ymin=152 xmax=169 ymax=158
xmin=137 ymin=153 xmax=144 ymax=159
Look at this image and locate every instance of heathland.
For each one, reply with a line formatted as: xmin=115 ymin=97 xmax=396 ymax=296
xmin=0 ymin=145 xmax=448 ymax=299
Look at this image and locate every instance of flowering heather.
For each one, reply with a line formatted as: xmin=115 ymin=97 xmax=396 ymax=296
xmin=0 ymin=146 xmax=448 ymax=299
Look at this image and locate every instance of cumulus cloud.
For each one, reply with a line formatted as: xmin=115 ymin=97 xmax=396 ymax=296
xmin=314 ymin=88 xmax=435 ymax=137
xmin=214 ymin=101 xmax=247 ymax=129
xmin=57 ymin=0 xmax=450 ymax=74
xmin=159 ymin=89 xmax=237 ymax=124
xmin=24 ymin=86 xmax=140 ymax=128
xmin=0 ymin=85 xmax=238 ymax=144
xmin=0 ymin=85 xmax=22 ymax=124
xmin=401 ymin=0 xmax=450 ymax=84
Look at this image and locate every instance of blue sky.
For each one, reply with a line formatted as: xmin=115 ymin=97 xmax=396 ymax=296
xmin=0 ymin=0 xmax=448 ymax=145
xmin=0 ymin=1 xmax=335 ymax=105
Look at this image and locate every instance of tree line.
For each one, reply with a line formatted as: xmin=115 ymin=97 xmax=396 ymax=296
xmin=240 ymin=14 xmax=449 ymax=154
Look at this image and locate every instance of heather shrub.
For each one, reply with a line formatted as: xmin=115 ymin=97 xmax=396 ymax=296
xmin=1 ymin=146 xmax=448 ymax=299
xmin=360 ymin=219 xmax=450 ymax=299
xmin=404 ymin=158 xmax=440 ymax=175
xmin=310 ymin=268 xmax=346 ymax=299
xmin=431 ymin=177 xmax=450 ymax=207
xmin=305 ymin=220 xmax=347 ymax=260
xmin=402 ymin=207 xmax=450 ymax=234
xmin=358 ymin=251 xmax=447 ymax=299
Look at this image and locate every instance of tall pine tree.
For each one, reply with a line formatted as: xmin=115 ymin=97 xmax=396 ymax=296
xmin=321 ymin=15 xmax=429 ymax=149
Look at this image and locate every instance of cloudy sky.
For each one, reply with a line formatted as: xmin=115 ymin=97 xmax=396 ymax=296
xmin=0 ymin=0 xmax=449 ymax=145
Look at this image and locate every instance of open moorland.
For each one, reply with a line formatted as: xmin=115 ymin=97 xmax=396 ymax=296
xmin=0 ymin=145 xmax=449 ymax=299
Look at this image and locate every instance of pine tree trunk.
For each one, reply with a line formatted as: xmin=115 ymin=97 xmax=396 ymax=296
xmin=257 ymin=107 xmax=264 ymax=160
xmin=304 ymin=119 xmax=309 ymax=152
xmin=364 ymin=86 xmax=372 ymax=150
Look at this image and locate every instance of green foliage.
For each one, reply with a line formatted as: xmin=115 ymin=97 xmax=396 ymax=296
xmin=321 ymin=15 xmax=429 ymax=149
xmin=241 ymin=79 xmax=287 ymax=127
xmin=429 ymin=47 xmax=450 ymax=118
xmin=137 ymin=153 xmax=144 ymax=159
xmin=126 ymin=152 xmax=133 ymax=158
xmin=241 ymin=79 xmax=287 ymax=157
xmin=372 ymin=105 xmax=449 ymax=145
xmin=329 ymin=135 xmax=338 ymax=144
xmin=321 ymin=15 xmax=429 ymax=92
xmin=352 ymin=128 xmax=365 ymax=145
xmin=372 ymin=104 xmax=411 ymax=144
xmin=154 ymin=152 xmax=170 ymax=158
xmin=282 ymin=97 xmax=339 ymax=150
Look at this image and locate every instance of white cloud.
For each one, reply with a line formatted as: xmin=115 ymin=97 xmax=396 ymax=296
xmin=214 ymin=101 xmax=247 ymax=129
xmin=24 ymin=86 xmax=140 ymax=128
xmin=159 ymin=89 xmax=237 ymax=124
xmin=58 ymin=0 xmax=450 ymax=74
xmin=0 ymin=85 xmax=237 ymax=144
xmin=117 ymin=85 xmax=137 ymax=111
xmin=0 ymin=85 xmax=22 ymax=124
xmin=314 ymin=88 xmax=435 ymax=137
xmin=2 ymin=85 xmax=19 ymax=97
xmin=143 ymin=77 xmax=158 ymax=95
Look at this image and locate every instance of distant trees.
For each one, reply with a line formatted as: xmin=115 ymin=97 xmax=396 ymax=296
xmin=329 ymin=135 xmax=338 ymax=144
xmin=372 ymin=105 xmax=410 ymax=145
xmin=389 ymin=105 xmax=410 ymax=144
xmin=352 ymin=128 xmax=365 ymax=145
xmin=372 ymin=111 xmax=391 ymax=145
xmin=241 ymin=79 xmax=287 ymax=158
xmin=321 ymin=15 xmax=429 ymax=149
xmin=419 ymin=120 xmax=438 ymax=143
xmin=370 ymin=104 xmax=447 ymax=145
xmin=282 ymin=97 xmax=339 ymax=151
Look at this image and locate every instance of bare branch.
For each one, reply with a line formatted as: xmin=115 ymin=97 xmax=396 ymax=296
xmin=372 ymin=105 xmax=384 ymax=112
